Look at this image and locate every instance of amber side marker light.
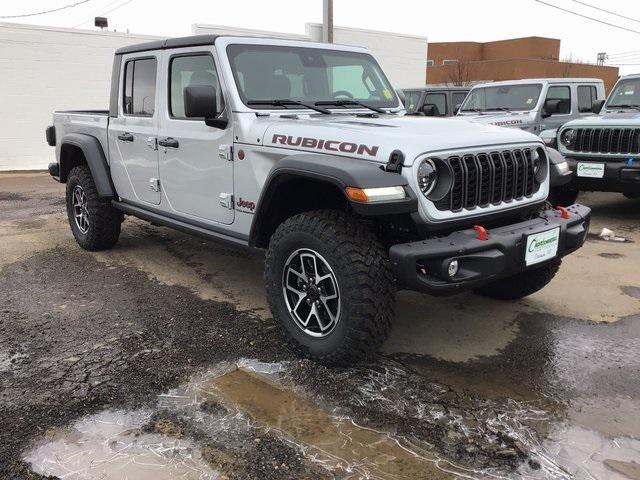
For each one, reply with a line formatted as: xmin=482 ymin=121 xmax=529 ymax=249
xmin=345 ymin=186 xmax=406 ymax=203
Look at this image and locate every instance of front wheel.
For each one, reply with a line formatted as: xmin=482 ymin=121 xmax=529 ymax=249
xmin=474 ymin=258 xmax=561 ymax=300
xmin=264 ymin=210 xmax=395 ymax=365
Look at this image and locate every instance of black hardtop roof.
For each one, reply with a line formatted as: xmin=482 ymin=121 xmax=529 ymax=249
xmin=115 ymin=34 xmax=219 ymax=55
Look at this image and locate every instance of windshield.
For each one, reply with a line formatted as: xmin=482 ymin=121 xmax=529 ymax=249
xmin=460 ymin=84 xmax=542 ymax=112
xmin=403 ymin=91 xmax=422 ymax=113
xmin=226 ymin=44 xmax=399 ymax=109
xmin=606 ymin=78 xmax=640 ymax=108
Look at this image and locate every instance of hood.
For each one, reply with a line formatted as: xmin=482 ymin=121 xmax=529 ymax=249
xmin=563 ymin=110 xmax=640 ymax=128
xmin=257 ymin=114 xmax=542 ymax=166
xmin=454 ymin=111 xmax=536 ymax=129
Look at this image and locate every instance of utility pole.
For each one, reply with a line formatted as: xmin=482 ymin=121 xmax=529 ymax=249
xmin=322 ymin=0 xmax=333 ymax=43
xmin=597 ymin=52 xmax=607 ymax=66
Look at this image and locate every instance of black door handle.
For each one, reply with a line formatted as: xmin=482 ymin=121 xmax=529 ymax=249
xmin=117 ymin=132 xmax=134 ymax=142
xmin=158 ymin=137 xmax=179 ymax=148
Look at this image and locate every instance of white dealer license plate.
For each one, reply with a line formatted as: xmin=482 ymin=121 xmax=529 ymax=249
xmin=525 ymin=227 xmax=560 ymax=266
xmin=577 ymin=162 xmax=605 ymax=178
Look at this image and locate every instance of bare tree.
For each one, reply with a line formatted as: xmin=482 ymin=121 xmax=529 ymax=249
xmin=443 ymin=56 xmax=474 ymax=86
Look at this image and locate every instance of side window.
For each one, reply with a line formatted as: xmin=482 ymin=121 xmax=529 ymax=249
xmin=404 ymin=91 xmax=422 ymax=113
xmin=577 ymin=85 xmax=597 ymax=113
xmin=546 ymin=86 xmax=571 ymax=114
xmin=123 ymin=58 xmax=157 ymax=116
xmin=170 ymin=54 xmax=224 ymax=119
xmin=452 ymin=92 xmax=468 ymax=109
xmin=424 ymin=93 xmax=447 ymax=116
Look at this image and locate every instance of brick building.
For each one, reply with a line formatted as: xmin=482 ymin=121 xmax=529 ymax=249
xmin=427 ymin=36 xmax=619 ymax=92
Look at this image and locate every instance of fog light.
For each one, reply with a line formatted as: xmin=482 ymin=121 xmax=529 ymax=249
xmin=447 ymin=259 xmax=459 ymax=278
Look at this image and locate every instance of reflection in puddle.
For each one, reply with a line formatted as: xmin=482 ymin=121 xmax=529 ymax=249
xmin=25 ymin=410 xmax=218 ymax=480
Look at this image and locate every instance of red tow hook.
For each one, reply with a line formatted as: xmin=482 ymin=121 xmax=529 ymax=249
xmin=473 ymin=225 xmax=489 ymax=241
xmin=556 ymin=206 xmax=570 ymax=219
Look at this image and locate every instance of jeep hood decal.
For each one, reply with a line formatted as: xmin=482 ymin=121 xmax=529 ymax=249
xmin=260 ymin=115 xmax=541 ymax=166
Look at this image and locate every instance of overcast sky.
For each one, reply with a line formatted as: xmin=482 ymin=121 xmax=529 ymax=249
xmin=3 ymin=0 xmax=640 ymax=74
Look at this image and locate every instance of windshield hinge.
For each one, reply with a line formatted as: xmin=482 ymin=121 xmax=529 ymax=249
xmin=219 ymin=144 xmax=233 ymax=161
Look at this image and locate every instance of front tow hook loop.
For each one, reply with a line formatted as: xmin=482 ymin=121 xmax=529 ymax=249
xmin=474 ymin=225 xmax=489 ymax=241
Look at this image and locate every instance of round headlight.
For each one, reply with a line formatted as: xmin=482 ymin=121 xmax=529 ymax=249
xmin=417 ymin=159 xmax=438 ymax=196
xmin=560 ymin=129 xmax=576 ymax=147
xmin=532 ymin=149 xmax=541 ymax=175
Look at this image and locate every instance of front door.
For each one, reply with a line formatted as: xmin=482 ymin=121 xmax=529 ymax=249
xmin=541 ymin=85 xmax=572 ymax=133
xmin=157 ymin=50 xmax=234 ymax=224
xmin=108 ymin=55 xmax=160 ymax=205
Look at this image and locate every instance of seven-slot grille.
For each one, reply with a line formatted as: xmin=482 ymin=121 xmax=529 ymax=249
xmin=434 ymin=148 xmax=540 ymax=212
xmin=569 ymin=127 xmax=640 ymax=154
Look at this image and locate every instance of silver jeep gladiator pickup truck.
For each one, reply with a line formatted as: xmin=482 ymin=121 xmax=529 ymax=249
xmin=45 ymin=35 xmax=591 ymax=365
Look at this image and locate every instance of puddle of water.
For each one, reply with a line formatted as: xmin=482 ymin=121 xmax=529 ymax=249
xmin=24 ymin=409 xmax=219 ymax=480
xmin=204 ymin=368 xmax=481 ymax=480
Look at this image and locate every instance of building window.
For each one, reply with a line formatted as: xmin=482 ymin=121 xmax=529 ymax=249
xmin=123 ymin=57 xmax=157 ymax=116
xmin=545 ymin=86 xmax=571 ymax=114
xmin=442 ymin=59 xmax=458 ymax=66
xmin=426 ymin=59 xmax=434 ymax=67
xmin=577 ymin=85 xmax=597 ymax=113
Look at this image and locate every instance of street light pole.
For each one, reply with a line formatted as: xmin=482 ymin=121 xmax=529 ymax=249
xmin=322 ymin=0 xmax=333 ymax=43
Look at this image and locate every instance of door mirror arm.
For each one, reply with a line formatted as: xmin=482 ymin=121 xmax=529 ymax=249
xmin=204 ymin=115 xmax=228 ymax=129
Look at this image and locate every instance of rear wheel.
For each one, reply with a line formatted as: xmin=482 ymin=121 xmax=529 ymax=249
xmin=66 ymin=165 xmax=123 ymax=251
xmin=264 ymin=210 xmax=395 ymax=365
xmin=474 ymin=258 xmax=561 ymax=300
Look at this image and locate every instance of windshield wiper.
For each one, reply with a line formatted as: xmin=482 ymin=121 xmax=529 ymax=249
xmin=460 ymin=108 xmax=485 ymax=115
xmin=484 ymin=107 xmax=512 ymax=112
xmin=247 ymin=99 xmax=331 ymax=114
xmin=314 ymin=100 xmax=386 ymax=114
xmin=611 ymin=104 xmax=640 ymax=111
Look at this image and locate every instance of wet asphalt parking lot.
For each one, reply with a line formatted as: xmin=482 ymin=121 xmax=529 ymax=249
xmin=1 ymin=172 xmax=639 ymax=479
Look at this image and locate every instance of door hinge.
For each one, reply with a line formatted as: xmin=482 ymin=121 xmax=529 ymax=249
xmin=149 ymin=178 xmax=161 ymax=192
xmin=219 ymin=192 xmax=234 ymax=209
xmin=146 ymin=136 xmax=158 ymax=151
xmin=218 ymin=144 xmax=233 ymax=161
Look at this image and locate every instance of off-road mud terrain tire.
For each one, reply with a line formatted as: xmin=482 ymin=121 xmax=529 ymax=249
xmin=548 ymin=187 xmax=579 ymax=207
xmin=474 ymin=258 xmax=562 ymax=300
xmin=265 ymin=210 xmax=395 ymax=365
xmin=66 ymin=165 xmax=122 ymax=251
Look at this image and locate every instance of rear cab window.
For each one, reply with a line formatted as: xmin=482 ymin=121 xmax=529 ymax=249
xmin=123 ymin=57 xmax=157 ymax=116
xmin=577 ymin=85 xmax=597 ymax=113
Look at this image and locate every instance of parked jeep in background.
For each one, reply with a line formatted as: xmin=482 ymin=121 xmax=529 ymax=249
xmin=457 ymin=78 xmax=605 ymax=134
xmin=402 ymin=86 xmax=470 ymax=117
xmin=46 ymin=35 xmax=591 ymax=365
xmin=556 ymin=74 xmax=640 ymax=201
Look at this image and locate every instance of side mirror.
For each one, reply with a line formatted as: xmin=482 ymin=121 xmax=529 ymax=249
xmin=592 ymin=99 xmax=605 ymax=114
xmin=454 ymin=103 xmax=462 ymax=115
xmin=184 ymin=85 xmax=227 ymax=128
xmin=422 ymin=104 xmax=436 ymax=116
xmin=542 ymin=99 xmax=561 ymax=118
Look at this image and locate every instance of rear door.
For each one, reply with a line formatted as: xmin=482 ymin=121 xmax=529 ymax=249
xmin=451 ymin=91 xmax=468 ymax=115
xmin=108 ymin=54 xmax=160 ymax=205
xmin=156 ymin=48 xmax=235 ymax=224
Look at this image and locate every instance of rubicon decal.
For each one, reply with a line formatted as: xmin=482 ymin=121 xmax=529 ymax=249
xmin=271 ymin=134 xmax=379 ymax=157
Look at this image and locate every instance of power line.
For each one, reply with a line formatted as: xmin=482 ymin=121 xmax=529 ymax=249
xmin=571 ymin=0 xmax=640 ymax=24
xmin=534 ymin=0 xmax=640 ymax=35
xmin=0 ymin=0 xmax=93 ymax=19
xmin=72 ymin=0 xmax=134 ymax=28
xmin=606 ymin=51 xmax=640 ymax=59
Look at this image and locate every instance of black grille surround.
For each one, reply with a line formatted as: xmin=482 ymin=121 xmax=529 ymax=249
xmin=433 ymin=147 xmax=542 ymax=212
xmin=565 ymin=127 xmax=640 ymax=155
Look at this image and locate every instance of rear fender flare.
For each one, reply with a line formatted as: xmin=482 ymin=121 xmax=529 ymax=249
xmin=60 ymin=133 xmax=116 ymax=198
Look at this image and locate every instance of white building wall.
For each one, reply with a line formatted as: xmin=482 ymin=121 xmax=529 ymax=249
xmin=0 ymin=22 xmax=162 ymax=171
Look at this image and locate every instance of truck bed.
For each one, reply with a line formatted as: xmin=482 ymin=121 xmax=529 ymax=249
xmin=52 ymin=111 xmax=110 ymax=164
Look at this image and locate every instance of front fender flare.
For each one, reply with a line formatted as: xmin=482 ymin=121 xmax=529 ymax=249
xmin=249 ymin=153 xmax=418 ymax=247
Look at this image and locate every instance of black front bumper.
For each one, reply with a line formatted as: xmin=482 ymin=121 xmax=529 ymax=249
xmin=389 ymin=204 xmax=590 ymax=295
xmin=565 ymin=157 xmax=640 ymax=194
